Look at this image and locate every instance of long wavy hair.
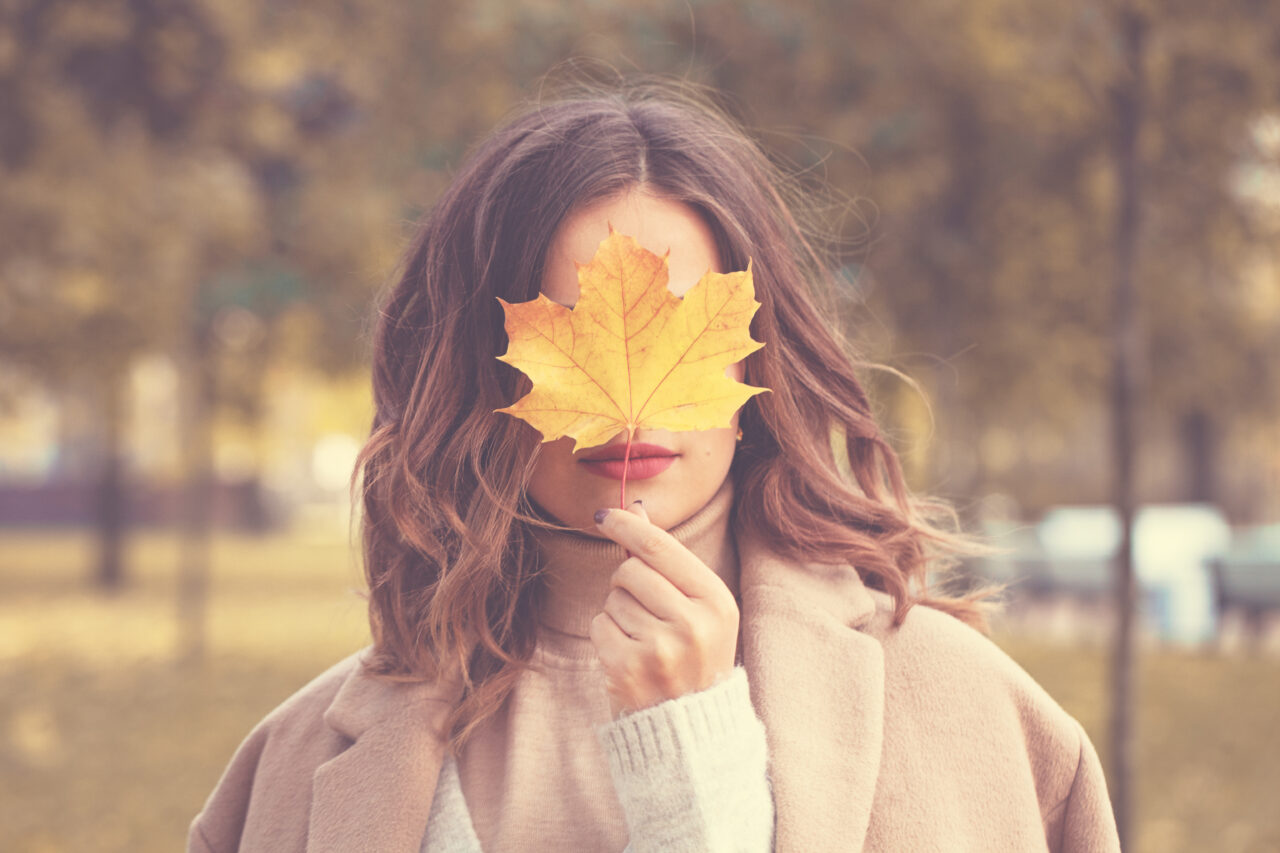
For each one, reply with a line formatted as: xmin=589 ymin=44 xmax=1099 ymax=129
xmin=352 ymin=76 xmax=1005 ymax=755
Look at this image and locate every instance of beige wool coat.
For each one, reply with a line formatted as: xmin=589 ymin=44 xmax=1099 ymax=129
xmin=189 ymin=523 xmax=1121 ymax=853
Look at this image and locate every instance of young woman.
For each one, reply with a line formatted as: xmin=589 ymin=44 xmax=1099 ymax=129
xmin=189 ymin=78 xmax=1121 ymax=852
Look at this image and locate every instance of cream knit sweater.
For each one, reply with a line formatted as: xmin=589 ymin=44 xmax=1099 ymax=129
xmin=421 ymin=476 xmax=775 ymax=852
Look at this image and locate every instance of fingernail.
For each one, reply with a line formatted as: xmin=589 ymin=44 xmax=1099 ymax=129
xmin=594 ymin=508 xmax=611 ymax=525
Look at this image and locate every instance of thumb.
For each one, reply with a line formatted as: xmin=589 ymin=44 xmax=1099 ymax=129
xmin=627 ymin=498 xmax=649 ymax=522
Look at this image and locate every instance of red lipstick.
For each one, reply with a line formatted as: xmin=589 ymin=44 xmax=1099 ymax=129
xmin=579 ymin=442 xmax=678 ymax=481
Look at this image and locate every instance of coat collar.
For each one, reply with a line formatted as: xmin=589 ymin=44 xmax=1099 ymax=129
xmin=308 ymin=652 xmax=465 ymax=852
xmin=309 ymin=522 xmax=887 ymax=852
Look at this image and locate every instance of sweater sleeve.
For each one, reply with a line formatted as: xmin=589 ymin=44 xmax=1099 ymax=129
xmin=594 ymin=665 xmax=775 ymax=853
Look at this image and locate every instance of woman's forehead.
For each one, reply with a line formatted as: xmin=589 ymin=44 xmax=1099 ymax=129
xmin=541 ymin=190 xmax=724 ymax=308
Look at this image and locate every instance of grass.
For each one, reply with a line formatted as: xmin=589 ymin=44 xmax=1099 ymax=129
xmin=0 ymin=527 xmax=369 ymax=853
xmin=1 ymin=527 xmax=1277 ymax=852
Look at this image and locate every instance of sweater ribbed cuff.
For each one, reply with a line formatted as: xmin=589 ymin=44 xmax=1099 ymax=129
xmin=594 ymin=666 xmax=775 ymax=853
xmin=595 ymin=666 xmax=756 ymax=772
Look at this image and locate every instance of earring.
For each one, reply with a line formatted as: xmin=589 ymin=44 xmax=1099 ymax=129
xmin=735 ymin=427 xmax=744 ymax=441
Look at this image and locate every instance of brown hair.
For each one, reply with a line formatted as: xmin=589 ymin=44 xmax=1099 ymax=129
xmin=352 ymin=75 xmax=1005 ymax=755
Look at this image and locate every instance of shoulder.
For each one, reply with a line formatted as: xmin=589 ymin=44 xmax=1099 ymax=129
xmin=229 ymin=648 xmax=367 ymax=765
xmin=861 ymin=588 xmax=1062 ymax=709
xmin=260 ymin=648 xmax=368 ymax=733
xmin=860 ymin=590 xmax=1094 ymax=815
xmin=188 ymin=649 xmax=369 ymax=853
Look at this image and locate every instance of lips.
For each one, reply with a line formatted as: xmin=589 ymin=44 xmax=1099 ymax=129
xmin=578 ymin=441 xmax=679 ymax=481
xmin=578 ymin=442 xmax=677 ymax=462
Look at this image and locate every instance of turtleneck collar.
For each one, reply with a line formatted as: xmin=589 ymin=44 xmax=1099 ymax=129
xmin=527 ymin=475 xmax=739 ymax=658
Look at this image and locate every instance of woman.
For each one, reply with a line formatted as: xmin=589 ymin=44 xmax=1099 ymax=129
xmin=189 ymin=77 xmax=1121 ymax=852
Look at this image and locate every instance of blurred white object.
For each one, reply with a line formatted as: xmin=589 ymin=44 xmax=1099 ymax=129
xmin=312 ymin=433 xmax=362 ymax=492
xmin=1037 ymin=506 xmax=1121 ymax=560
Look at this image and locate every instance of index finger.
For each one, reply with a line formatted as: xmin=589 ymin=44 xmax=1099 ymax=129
xmin=593 ymin=506 xmax=723 ymax=600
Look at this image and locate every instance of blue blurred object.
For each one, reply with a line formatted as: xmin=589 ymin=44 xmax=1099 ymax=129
xmin=1209 ymin=522 xmax=1280 ymax=635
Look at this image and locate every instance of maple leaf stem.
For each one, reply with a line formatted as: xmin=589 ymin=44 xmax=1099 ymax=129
xmin=621 ymin=429 xmax=633 ymax=559
xmin=620 ymin=429 xmax=632 ymax=510
xmin=622 ymin=432 xmax=637 ymax=558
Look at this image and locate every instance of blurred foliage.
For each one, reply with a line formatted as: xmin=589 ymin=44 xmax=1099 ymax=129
xmin=0 ymin=529 xmax=1275 ymax=852
xmin=1 ymin=0 xmax=1277 ymax=516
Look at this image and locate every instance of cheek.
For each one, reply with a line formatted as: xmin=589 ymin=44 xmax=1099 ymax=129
xmin=527 ymin=438 xmax=574 ymax=488
xmin=695 ymin=428 xmax=739 ymax=463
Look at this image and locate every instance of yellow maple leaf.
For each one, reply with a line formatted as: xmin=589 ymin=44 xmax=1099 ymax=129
xmin=493 ymin=227 xmax=771 ymax=456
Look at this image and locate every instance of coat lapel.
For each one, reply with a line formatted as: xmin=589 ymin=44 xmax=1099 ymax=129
xmin=308 ymin=651 xmax=464 ymax=853
xmin=736 ymin=523 xmax=887 ymax=851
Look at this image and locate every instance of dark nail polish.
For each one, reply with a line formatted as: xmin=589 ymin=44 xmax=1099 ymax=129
xmin=594 ymin=508 xmax=610 ymax=525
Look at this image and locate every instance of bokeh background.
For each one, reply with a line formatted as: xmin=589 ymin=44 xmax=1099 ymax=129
xmin=1 ymin=1 xmax=1278 ymax=851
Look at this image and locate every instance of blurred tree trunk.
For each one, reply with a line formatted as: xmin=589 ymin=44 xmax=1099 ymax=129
xmin=93 ymin=369 xmax=128 ymax=591
xmin=1108 ymin=6 xmax=1148 ymax=850
xmin=928 ymin=88 xmax=985 ymax=512
xmin=1179 ymin=406 xmax=1216 ymax=503
xmin=177 ymin=317 xmax=216 ymax=666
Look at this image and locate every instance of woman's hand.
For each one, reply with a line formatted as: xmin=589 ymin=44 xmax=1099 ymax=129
xmin=589 ymin=500 xmax=741 ymax=719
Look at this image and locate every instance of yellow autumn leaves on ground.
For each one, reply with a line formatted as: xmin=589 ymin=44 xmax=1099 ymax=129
xmin=493 ymin=228 xmax=771 ymax=452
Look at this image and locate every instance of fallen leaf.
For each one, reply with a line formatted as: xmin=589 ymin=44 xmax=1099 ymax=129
xmin=493 ymin=227 xmax=770 ymax=455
